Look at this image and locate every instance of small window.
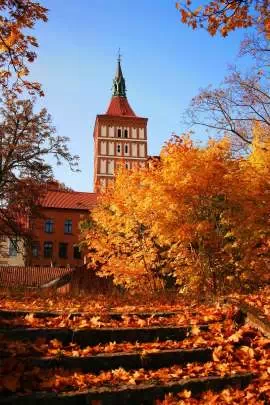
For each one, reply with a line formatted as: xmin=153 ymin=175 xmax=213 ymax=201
xmin=32 ymin=242 xmax=40 ymax=257
xmin=44 ymin=241 xmax=53 ymax=258
xmin=117 ymin=129 xmax=121 ymax=138
xmin=117 ymin=144 xmax=121 ymax=153
xmin=64 ymin=219 xmax=72 ymax=234
xmin=125 ymin=145 xmax=128 ymax=154
xmin=73 ymin=246 xmax=81 ymax=259
xmin=59 ymin=243 xmax=68 ymax=259
xmin=44 ymin=219 xmax=54 ymax=233
xmin=125 ymin=162 xmax=129 ymax=169
xmin=9 ymin=239 xmax=18 ymax=257
xmin=124 ymin=129 xmax=128 ymax=138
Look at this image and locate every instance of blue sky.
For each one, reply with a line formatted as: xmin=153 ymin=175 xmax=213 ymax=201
xmin=30 ymin=0 xmax=251 ymax=192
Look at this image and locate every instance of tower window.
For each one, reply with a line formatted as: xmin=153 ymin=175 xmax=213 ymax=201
xmin=117 ymin=129 xmax=122 ymax=138
xmin=117 ymin=144 xmax=121 ymax=153
xmin=125 ymin=162 xmax=129 ymax=169
xmin=124 ymin=129 xmax=128 ymax=138
xmin=125 ymin=145 xmax=128 ymax=154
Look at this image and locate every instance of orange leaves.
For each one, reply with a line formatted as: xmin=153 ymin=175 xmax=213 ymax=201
xmin=0 ymin=307 xmax=227 ymax=330
xmin=176 ymin=0 xmax=268 ymax=38
xmin=265 ymin=17 xmax=270 ymax=39
xmin=180 ymin=9 xmax=190 ymax=24
xmin=84 ymin=132 xmax=269 ymax=295
xmin=0 ymin=25 xmax=20 ymax=51
xmin=24 ymin=313 xmax=36 ymax=326
xmin=1 ymin=299 xmax=269 ymax=399
xmin=0 ymin=1 xmax=48 ymax=95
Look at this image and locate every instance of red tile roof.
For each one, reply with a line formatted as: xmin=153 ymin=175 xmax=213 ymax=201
xmin=106 ymin=96 xmax=136 ymax=117
xmin=0 ymin=266 xmax=74 ymax=288
xmin=40 ymin=191 xmax=97 ymax=210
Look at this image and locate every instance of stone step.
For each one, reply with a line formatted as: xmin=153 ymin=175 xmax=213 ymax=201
xmin=0 ymin=308 xmax=223 ymax=321
xmin=0 ymin=373 xmax=253 ymax=405
xmin=0 ymin=324 xmax=210 ymax=346
xmin=8 ymin=347 xmax=213 ymax=373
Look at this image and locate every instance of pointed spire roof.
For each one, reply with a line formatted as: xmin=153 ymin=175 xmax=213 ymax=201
xmin=115 ymin=57 xmax=124 ymax=83
xmin=106 ymin=54 xmax=136 ymax=117
xmin=113 ymin=52 xmax=126 ymax=97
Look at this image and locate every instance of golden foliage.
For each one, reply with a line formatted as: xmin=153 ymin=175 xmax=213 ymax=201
xmin=176 ymin=0 xmax=270 ymax=38
xmin=0 ymin=1 xmax=48 ymax=95
xmin=84 ymin=130 xmax=270 ymax=295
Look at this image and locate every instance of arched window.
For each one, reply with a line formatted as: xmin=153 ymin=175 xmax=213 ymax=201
xmin=117 ymin=144 xmax=121 ymax=153
xmin=125 ymin=145 xmax=128 ymax=154
xmin=125 ymin=162 xmax=129 ymax=169
xmin=124 ymin=129 xmax=128 ymax=138
xmin=117 ymin=129 xmax=121 ymax=138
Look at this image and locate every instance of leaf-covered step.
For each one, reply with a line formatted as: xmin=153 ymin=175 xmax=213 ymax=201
xmin=0 ymin=309 xmax=189 ymax=320
xmin=0 ymin=373 xmax=253 ymax=405
xmin=0 ymin=328 xmax=72 ymax=344
xmin=19 ymin=348 xmax=213 ymax=372
xmin=0 ymin=324 xmax=210 ymax=345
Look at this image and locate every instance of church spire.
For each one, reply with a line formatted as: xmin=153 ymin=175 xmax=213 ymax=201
xmin=106 ymin=53 xmax=136 ymax=116
xmin=112 ymin=51 xmax=126 ymax=98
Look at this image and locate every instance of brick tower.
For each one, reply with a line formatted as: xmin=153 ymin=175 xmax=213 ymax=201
xmin=93 ymin=56 xmax=148 ymax=192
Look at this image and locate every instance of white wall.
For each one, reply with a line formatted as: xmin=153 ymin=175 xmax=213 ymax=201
xmin=132 ymin=128 xmax=137 ymax=139
xmin=139 ymin=144 xmax=145 ymax=157
xmin=100 ymin=159 xmax=107 ymax=174
xmin=108 ymin=142 xmax=114 ymax=155
xmin=101 ymin=126 xmax=107 ymax=137
xmin=100 ymin=141 xmax=106 ymax=155
xmin=139 ymin=128 xmax=144 ymax=139
xmin=108 ymin=160 xmax=114 ymax=174
xmin=109 ymin=126 xmax=114 ymax=137
xmin=132 ymin=143 xmax=137 ymax=157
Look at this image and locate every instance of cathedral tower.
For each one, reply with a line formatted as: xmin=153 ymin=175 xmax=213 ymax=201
xmin=93 ymin=56 xmax=148 ymax=191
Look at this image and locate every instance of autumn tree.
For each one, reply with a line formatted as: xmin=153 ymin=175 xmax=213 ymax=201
xmin=184 ymin=15 xmax=270 ymax=146
xmin=176 ymin=0 xmax=270 ymax=38
xmin=184 ymin=66 xmax=270 ymax=146
xmin=176 ymin=0 xmax=270 ymax=147
xmin=0 ymin=0 xmax=48 ymax=96
xmin=0 ymin=1 xmax=80 ymax=255
xmin=84 ymin=134 xmax=269 ymax=296
xmin=0 ymin=94 xmax=79 ymax=245
xmin=82 ymin=168 xmax=169 ymax=291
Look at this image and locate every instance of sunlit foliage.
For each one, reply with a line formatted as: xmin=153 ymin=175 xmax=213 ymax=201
xmin=84 ymin=131 xmax=269 ymax=295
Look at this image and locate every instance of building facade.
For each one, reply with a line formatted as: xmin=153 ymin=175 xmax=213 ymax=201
xmin=93 ymin=57 xmax=148 ymax=191
xmin=29 ymin=185 xmax=96 ymax=267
